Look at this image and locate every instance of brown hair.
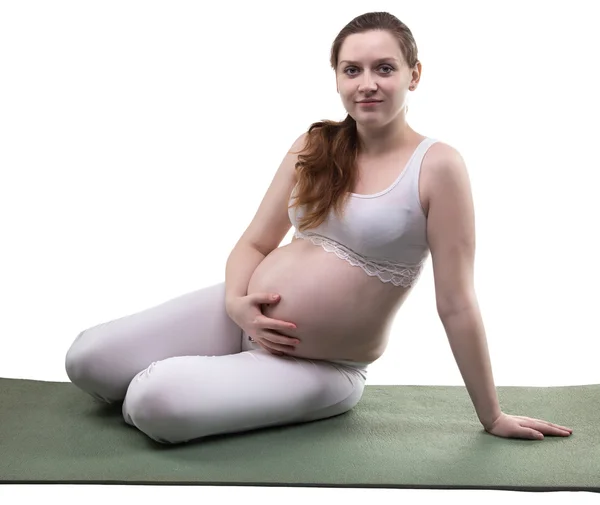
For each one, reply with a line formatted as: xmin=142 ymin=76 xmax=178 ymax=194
xmin=288 ymin=12 xmax=420 ymax=233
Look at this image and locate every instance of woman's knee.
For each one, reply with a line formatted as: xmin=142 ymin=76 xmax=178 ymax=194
xmin=65 ymin=329 xmax=126 ymax=403
xmin=122 ymin=362 xmax=195 ymax=444
xmin=65 ymin=329 xmax=89 ymax=383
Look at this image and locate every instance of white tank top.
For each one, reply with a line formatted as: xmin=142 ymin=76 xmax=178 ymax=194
xmin=288 ymin=137 xmax=438 ymax=288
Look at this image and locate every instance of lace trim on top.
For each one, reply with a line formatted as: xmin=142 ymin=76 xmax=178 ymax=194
xmin=294 ymin=230 xmax=426 ymax=288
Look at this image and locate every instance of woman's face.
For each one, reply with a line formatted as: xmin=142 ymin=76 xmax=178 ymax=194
xmin=335 ymin=30 xmax=418 ymax=127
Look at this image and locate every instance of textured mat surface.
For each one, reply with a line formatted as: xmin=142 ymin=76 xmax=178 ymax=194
xmin=0 ymin=378 xmax=598 ymax=491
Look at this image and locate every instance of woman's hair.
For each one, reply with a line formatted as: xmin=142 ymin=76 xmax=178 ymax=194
xmin=288 ymin=11 xmax=420 ymax=233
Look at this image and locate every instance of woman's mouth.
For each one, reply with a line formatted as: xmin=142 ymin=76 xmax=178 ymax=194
xmin=358 ymin=101 xmax=382 ymax=107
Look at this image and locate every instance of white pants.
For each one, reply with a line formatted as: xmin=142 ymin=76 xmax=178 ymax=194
xmin=65 ymin=282 xmax=370 ymax=444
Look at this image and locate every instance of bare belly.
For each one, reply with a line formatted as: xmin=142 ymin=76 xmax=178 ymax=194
xmin=246 ymin=237 xmax=415 ymax=363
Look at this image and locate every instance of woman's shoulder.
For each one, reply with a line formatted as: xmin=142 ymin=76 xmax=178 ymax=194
xmin=423 ymin=138 xmax=466 ymax=175
xmin=419 ymin=138 xmax=466 ymax=216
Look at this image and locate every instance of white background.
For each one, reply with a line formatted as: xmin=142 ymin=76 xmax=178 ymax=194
xmin=1 ymin=0 xmax=598 ymax=503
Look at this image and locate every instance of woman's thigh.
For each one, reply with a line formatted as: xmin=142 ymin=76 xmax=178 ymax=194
xmin=122 ymin=341 xmax=368 ymax=444
xmin=65 ymin=281 xmax=243 ymax=402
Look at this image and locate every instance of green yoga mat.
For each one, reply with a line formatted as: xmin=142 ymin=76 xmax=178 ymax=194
xmin=0 ymin=377 xmax=598 ymax=492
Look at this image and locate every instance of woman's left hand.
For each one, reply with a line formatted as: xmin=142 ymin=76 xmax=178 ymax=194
xmin=484 ymin=412 xmax=573 ymax=440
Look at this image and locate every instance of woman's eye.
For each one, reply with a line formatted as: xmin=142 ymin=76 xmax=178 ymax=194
xmin=345 ymin=65 xmax=393 ymax=75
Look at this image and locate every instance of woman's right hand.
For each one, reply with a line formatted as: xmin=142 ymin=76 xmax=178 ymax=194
xmin=227 ymin=293 xmax=300 ymax=356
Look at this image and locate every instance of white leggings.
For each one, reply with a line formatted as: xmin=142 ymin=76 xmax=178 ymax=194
xmin=65 ymin=281 xmax=370 ymax=444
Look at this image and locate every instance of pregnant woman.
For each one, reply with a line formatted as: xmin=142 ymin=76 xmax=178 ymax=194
xmin=65 ymin=11 xmax=573 ymax=444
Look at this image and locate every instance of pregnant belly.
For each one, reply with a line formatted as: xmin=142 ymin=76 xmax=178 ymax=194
xmin=246 ymin=238 xmax=408 ymax=362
